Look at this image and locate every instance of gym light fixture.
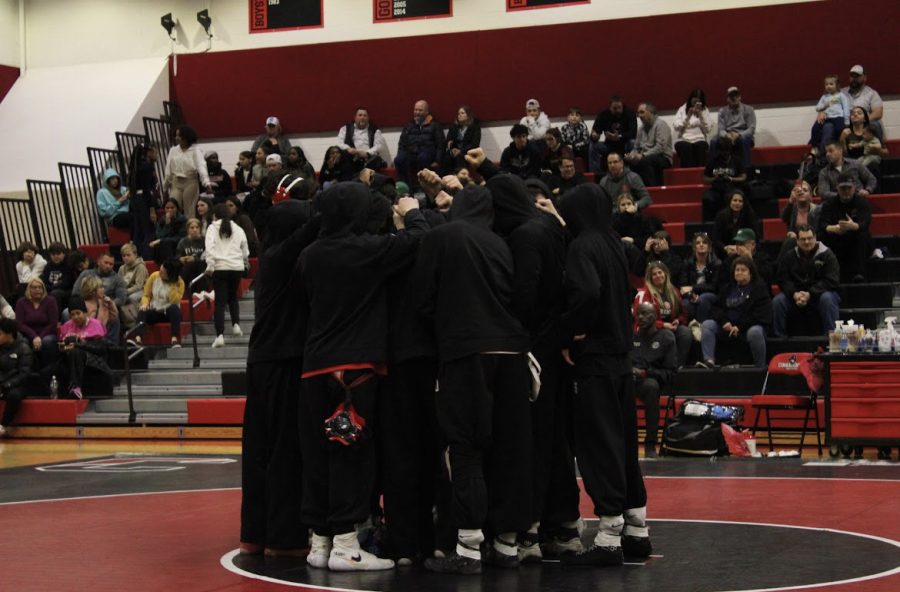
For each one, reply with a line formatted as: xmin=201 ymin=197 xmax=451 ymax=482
xmin=197 ymin=9 xmax=212 ymax=37
xmin=161 ymin=13 xmax=176 ymax=40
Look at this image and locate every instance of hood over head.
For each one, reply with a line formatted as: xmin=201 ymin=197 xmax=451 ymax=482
xmin=318 ymin=182 xmax=371 ymax=237
xmin=263 ymin=200 xmax=312 ymax=250
xmin=487 ymin=174 xmax=538 ymax=236
xmin=367 ymin=192 xmax=393 ymax=234
xmin=449 ymin=186 xmax=494 ymax=228
xmin=102 ymin=168 xmax=122 ymax=192
xmin=558 ymin=183 xmax=613 ymax=237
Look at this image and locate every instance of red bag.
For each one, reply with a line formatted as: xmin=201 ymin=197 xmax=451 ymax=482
xmin=721 ymin=423 xmax=752 ymax=457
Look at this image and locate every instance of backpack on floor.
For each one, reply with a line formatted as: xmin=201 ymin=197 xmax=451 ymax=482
xmin=660 ymin=399 xmax=744 ymax=457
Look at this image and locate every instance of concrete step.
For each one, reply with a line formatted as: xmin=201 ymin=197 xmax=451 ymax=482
xmin=184 ymin=333 xmax=251 ymax=345
xmin=113 ymin=384 xmax=222 ymax=396
xmin=93 ymin=398 xmax=188 ymax=413
xmin=189 ymin=321 xmax=255 ymax=336
xmin=127 ymin=370 xmax=222 ymax=386
xmin=150 ymin=358 xmax=248 ymax=370
xmin=77 ymin=411 xmax=189 ymax=425
xmin=192 ymin=298 xmax=256 ymax=314
xmin=165 ymin=346 xmax=248 ymax=359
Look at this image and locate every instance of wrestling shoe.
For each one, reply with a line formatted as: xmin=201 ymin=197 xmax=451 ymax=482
xmin=424 ymin=553 xmax=482 ymax=575
xmin=307 ymin=535 xmax=332 ymax=569
xmin=622 ymin=536 xmax=653 ymax=559
xmin=327 ymin=547 xmax=395 ymax=571
xmin=561 ymin=544 xmax=623 ymax=567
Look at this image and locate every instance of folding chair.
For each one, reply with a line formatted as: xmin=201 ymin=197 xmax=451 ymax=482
xmin=751 ymin=352 xmax=822 ymax=455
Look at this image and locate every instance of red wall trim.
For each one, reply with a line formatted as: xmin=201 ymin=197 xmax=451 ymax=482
xmin=0 ymin=64 xmax=20 ymax=103
xmin=170 ymin=0 xmax=900 ymax=139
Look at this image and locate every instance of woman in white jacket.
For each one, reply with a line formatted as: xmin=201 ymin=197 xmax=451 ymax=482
xmin=205 ymin=203 xmax=249 ymax=348
xmin=673 ymin=88 xmax=713 ymax=168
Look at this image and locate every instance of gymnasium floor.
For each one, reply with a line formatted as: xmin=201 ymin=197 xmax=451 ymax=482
xmin=1 ymin=439 xmax=898 ymax=592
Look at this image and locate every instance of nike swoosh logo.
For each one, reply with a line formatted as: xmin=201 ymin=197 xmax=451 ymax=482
xmin=350 ymin=554 xmax=362 ymax=562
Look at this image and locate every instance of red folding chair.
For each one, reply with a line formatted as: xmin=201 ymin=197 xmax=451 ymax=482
xmin=751 ymin=352 xmax=822 ymax=455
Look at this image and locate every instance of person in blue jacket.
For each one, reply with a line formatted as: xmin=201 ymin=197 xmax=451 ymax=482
xmin=95 ymin=168 xmax=133 ymax=229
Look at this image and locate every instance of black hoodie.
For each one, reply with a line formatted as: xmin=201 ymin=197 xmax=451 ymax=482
xmin=299 ymin=182 xmax=428 ymax=373
xmin=412 ymin=186 xmax=530 ymax=362
xmin=487 ymin=175 xmax=567 ymax=346
xmin=557 ymin=184 xmax=634 ymax=371
xmin=247 ymin=200 xmax=319 ymax=364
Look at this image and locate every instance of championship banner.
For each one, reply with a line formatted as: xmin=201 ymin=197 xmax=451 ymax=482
xmin=374 ymin=0 xmax=453 ymax=23
xmin=249 ymin=0 xmax=323 ymax=33
xmin=507 ymin=0 xmax=589 ymax=11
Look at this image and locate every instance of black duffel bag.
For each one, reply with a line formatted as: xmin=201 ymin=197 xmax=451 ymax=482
xmin=660 ymin=399 xmax=743 ymax=457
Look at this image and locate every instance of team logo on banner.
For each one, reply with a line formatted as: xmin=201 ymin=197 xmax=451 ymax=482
xmin=507 ymin=0 xmax=590 ymax=11
xmin=374 ymin=0 xmax=452 ymax=22
xmin=250 ymin=0 xmax=323 ymax=33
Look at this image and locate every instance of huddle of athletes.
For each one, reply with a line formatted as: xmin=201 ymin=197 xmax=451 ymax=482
xmin=239 ymin=151 xmax=650 ymax=575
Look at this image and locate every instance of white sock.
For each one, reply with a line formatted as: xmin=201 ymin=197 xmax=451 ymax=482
xmin=624 ymin=506 xmax=650 ymax=538
xmin=527 ymin=522 xmax=540 ymax=535
xmin=457 ymin=529 xmax=483 ymax=560
xmin=593 ymin=515 xmax=624 ymax=547
xmin=333 ymin=531 xmax=359 ymax=551
xmin=493 ymin=532 xmax=517 ymax=557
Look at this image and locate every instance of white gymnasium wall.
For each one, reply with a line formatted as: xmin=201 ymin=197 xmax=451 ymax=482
xmin=23 ymin=0 xmax=816 ymax=68
xmin=0 ymin=0 xmax=20 ymax=67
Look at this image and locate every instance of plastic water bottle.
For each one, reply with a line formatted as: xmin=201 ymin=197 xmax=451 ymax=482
xmin=49 ymin=375 xmax=59 ymax=399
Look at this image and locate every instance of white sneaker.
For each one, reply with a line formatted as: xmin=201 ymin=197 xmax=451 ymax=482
xmin=0 ymin=425 xmax=7 ymax=437
xmin=206 ymin=290 xmax=215 ymax=303
xmin=307 ymin=534 xmax=332 ymax=569
xmin=232 ymin=324 xmax=243 ymax=337
xmin=328 ymin=546 xmax=395 ymax=571
xmin=211 ymin=335 xmax=225 ymax=348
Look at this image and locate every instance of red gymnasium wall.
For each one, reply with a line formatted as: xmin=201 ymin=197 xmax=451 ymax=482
xmin=0 ymin=64 xmax=19 ymax=103
xmin=170 ymin=0 xmax=900 ymax=139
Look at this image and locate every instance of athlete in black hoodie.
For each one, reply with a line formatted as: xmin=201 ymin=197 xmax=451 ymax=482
xmin=413 ymin=186 xmax=533 ymax=574
xmin=487 ymin=175 xmax=582 ymax=561
xmin=241 ymin=199 xmax=319 ymax=557
xmin=556 ymin=184 xmax=652 ymax=567
xmin=298 ymin=182 xmax=428 ymax=572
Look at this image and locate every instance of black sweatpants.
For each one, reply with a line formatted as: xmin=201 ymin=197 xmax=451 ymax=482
xmin=241 ymin=358 xmax=307 ymax=549
xmin=436 ymin=353 xmax=533 ymax=535
xmin=573 ymin=365 xmax=647 ymax=517
xmin=299 ymin=370 xmax=378 ymax=535
xmin=0 ymin=387 xmax=24 ymax=426
xmin=635 ymin=377 xmax=661 ymax=447
xmin=378 ymin=357 xmax=439 ymax=559
xmin=212 ymin=270 xmax=242 ymax=336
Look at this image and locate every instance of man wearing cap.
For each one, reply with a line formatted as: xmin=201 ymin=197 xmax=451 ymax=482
xmin=625 ymin=102 xmax=673 ymax=187
xmin=589 ymin=96 xmax=637 ymax=175
xmin=336 ymin=107 xmax=388 ymax=172
xmin=843 ymin=65 xmax=884 ymax=139
xmin=818 ymin=141 xmax=876 ymax=201
xmin=521 ymin=99 xmax=551 ymax=142
xmin=265 ymin=154 xmax=284 ymax=175
xmin=395 ymin=99 xmax=445 ymax=188
xmin=251 ymin=117 xmax=292 ymax=156
xmin=711 ymin=87 xmax=756 ymax=168
xmin=727 ymin=228 xmax=774 ymax=289
xmin=773 ymin=224 xmax=840 ymax=337
xmin=818 ymin=172 xmax=873 ymax=283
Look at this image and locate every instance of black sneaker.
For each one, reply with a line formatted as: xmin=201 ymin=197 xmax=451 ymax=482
xmin=517 ymin=532 xmax=543 ymax=564
xmin=643 ymin=445 xmax=658 ymax=459
xmin=622 ymin=535 xmax=652 ymax=559
xmin=561 ymin=544 xmax=623 ymax=567
xmin=542 ymin=527 xmax=584 ymax=557
xmin=424 ymin=553 xmax=482 ymax=575
xmin=483 ymin=543 xmax=519 ymax=568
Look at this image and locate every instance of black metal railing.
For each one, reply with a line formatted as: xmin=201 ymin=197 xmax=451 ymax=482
xmin=187 ymin=272 xmax=208 ymax=369
xmin=115 ymin=132 xmax=149 ymax=179
xmin=27 ymin=179 xmax=75 ymax=249
xmin=143 ymin=116 xmax=172 ymax=194
xmin=163 ymin=101 xmax=183 ymax=128
xmin=122 ymin=322 xmax=146 ymax=424
xmin=0 ymin=197 xmax=40 ymax=250
xmin=59 ymin=162 xmax=105 ymax=247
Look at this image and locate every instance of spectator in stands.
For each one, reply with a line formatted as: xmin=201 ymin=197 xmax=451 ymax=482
xmin=598 ymin=153 xmax=652 ymax=210
xmin=235 ymin=151 xmax=255 ymax=195
xmin=57 ymin=296 xmax=110 ymax=400
xmin=252 ymin=147 xmax=269 ymax=188
xmin=673 ymin=89 xmax=712 ymax=167
xmin=204 ymin=151 xmax=232 ymax=203
xmin=116 ymin=243 xmax=149 ymax=330
xmin=0 ymin=295 xmax=14 ymax=320
xmin=177 ymin=219 xmax=207 ymax=293
xmin=773 ymin=224 xmax=840 ymax=337
xmin=818 ymin=142 xmax=876 ymax=201
xmin=710 ymin=87 xmax=756 ymax=168
xmin=712 ymin=190 xmax=760 ymax=260
xmin=15 ymin=241 xmax=47 ymax=301
xmin=858 ymin=125 xmax=886 ymax=173
xmin=561 ymin=107 xmax=590 ymax=164
xmin=633 ymin=230 xmax=683 ymax=281
xmin=678 ymin=232 xmax=723 ymax=323
xmin=72 ymin=252 xmax=127 ymax=308
xmin=0 ymin=318 xmax=33 ymax=437
xmin=395 ymin=99 xmax=444 ymax=187
xmin=164 ymin=125 xmax=213 ymax=222
xmin=631 ymin=303 xmax=677 ymax=458
xmin=548 ymin=156 xmax=587 ymax=197
xmin=319 ymin=146 xmax=354 ymax=189
xmin=842 ymin=65 xmax=884 ymax=139
xmin=840 ymin=106 xmax=871 ymax=161
xmin=135 ymin=259 xmax=185 ymax=348
xmin=336 ymin=107 xmax=388 ymax=172
xmin=613 ymin=193 xmax=661 ymax=247
xmin=284 ymin=146 xmax=315 ymax=180
xmin=634 ymin=262 xmax=693 ymax=367
xmin=542 ymin=128 xmax=575 ymax=177
xmin=96 ymin=168 xmax=133 ymax=230
xmin=68 ymin=249 xmax=90 ymax=276
xmin=149 ymin=199 xmax=187 ymax=264
xmin=702 ymin=136 xmax=748 ymax=221
xmin=41 ymin=243 xmax=74 ymax=311
xmin=127 ymin=143 xmax=160 ymax=260
xmin=699 ymin=256 xmax=771 ymax=368
xmin=195 ymin=196 xmax=214 ymax=235
xmin=818 ymin=173 xmax=872 ymax=283
xmin=206 ymin=203 xmax=249 ymax=348
xmin=225 ymin=196 xmax=261 ymax=257
xmin=265 ymin=154 xmax=284 ymax=175
xmin=15 ymin=277 xmax=58 ymax=368
xmin=79 ymin=276 xmax=120 ymax=346
xmin=727 ymin=228 xmax=775 ymax=289
xmin=781 ymin=181 xmax=821 ymax=240
xmin=625 ymin=103 xmax=673 ymax=187
xmin=809 ymin=75 xmax=851 ymax=156
xmin=251 ymin=116 xmax=292 ymax=156
xmin=589 ymin=96 xmax=637 ymax=175
xmin=441 ymin=105 xmax=481 ymax=175
xmin=521 ymin=98 xmax=551 ymax=143
xmin=500 ymin=123 xmax=543 ymax=179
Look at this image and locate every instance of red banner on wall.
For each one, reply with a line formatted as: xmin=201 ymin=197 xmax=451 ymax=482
xmin=507 ymin=0 xmax=589 ymax=11
xmin=374 ymin=0 xmax=452 ymax=22
xmin=249 ymin=0 xmax=323 ymax=33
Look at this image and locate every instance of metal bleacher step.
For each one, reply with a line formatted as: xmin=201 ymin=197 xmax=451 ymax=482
xmin=77 ymin=411 xmax=189 ymax=425
xmin=163 ymin=346 xmax=249 ymax=359
xmin=184 ymin=333 xmax=251 ymax=345
xmin=112 ymin=384 xmax=222 ymax=396
xmin=190 ymin=321 xmax=255 ymax=336
xmin=93 ymin=398 xmax=188 ymax=414
xmin=150 ymin=358 xmax=248 ymax=370
xmin=126 ymin=370 xmax=222 ymax=386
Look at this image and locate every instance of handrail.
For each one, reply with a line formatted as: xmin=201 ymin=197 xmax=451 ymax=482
xmin=188 ymin=272 xmax=208 ymax=369
xmin=123 ymin=322 xmax=145 ymax=424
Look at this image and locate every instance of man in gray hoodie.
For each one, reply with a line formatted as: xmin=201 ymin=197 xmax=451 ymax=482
xmin=625 ymin=103 xmax=673 ymax=187
xmin=598 ymin=152 xmax=653 ymax=210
